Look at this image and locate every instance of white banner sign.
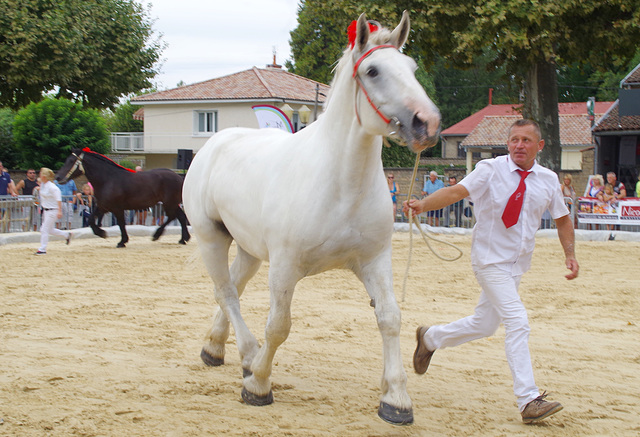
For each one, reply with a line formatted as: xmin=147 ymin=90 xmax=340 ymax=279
xmin=252 ymin=105 xmax=293 ymax=133
xmin=577 ymin=197 xmax=640 ymax=225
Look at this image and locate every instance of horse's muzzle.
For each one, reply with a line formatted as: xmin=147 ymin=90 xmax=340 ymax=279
xmin=403 ymin=113 xmax=441 ymax=153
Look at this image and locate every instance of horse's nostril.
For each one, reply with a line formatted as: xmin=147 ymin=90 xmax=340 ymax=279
xmin=412 ymin=114 xmax=425 ymax=131
xmin=412 ymin=114 xmax=430 ymax=140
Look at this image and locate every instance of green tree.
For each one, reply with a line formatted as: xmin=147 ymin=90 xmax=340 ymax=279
xmin=0 ymin=108 xmax=20 ymax=168
xmin=103 ymin=99 xmax=144 ymax=133
xmin=0 ymin=0 xmax=163 ymax=110
xmin=13 ymin=99 xmax=110 ymax=170
xmin=286 ymin=0 xmax=398 ymax=84
xmin=431 ymin=52 xmax=521 ymax=129
xmin=558 ymin=50 xmax=640 ymax=103
xmin=286 ymin=0 xmax=356 ymax=83
xmin=407 ymin=0 xmax=640 ymax=172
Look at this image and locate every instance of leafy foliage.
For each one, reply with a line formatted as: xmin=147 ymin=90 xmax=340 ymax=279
xmin=0 ymin=0 xmax=163 ymax=109
xmin=381 ymin=139 xmax=418 ymax=168
xmin=286 ymin=0 xmax=396 ymax=84
xmin=13 ymin=99 xmax=110 ymax=170
xmin=431 ymin=53 xmax=522 ymax=129
xmin=103 ymin=100 xmax=144 ymax=133
xmin=0 ymin=108 xmax=20 ymax=168
xmin=558 ymin=51 xmax=640 ymax=103
xmin=118 ymin=160 xmax=136 ymax=170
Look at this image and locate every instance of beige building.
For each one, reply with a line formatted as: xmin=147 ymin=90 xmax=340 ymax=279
xmin=124 ymin=64 xmax=330 ymax=169
xmin=440 ymin=102 xmax=614 ymax=173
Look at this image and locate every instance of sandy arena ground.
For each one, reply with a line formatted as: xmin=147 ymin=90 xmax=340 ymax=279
xmin=1 ymin=228 xmax=639 ymax=436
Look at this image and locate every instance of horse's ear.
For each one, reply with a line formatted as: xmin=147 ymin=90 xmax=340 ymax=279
xmin=354 ymin=13 xmax=370 ymax=52
xmin=389 ymin=10 xmax=410 ymax=49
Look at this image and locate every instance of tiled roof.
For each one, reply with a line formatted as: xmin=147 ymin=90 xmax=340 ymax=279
xmin=461 ymin=114 xmax=598 ymax=148
xmin=442 ymin=102 xmax=614 ymax=136
xmin=132 ymin=67 xmax=330 ymax=103
xmin=592 ymin=102 xmax=640 ymax=132
xmin=560 ymin=114 xmax=598 ymax=144
xmin=441 ymin=105 xmax=522 ymax=136
xmin=460 ymin=116 xmax=515 ymax=147
xmin=621 ymin=62 xmax=640 ymax=86
xmin=132 ymin=108 xmax=144 ymax=120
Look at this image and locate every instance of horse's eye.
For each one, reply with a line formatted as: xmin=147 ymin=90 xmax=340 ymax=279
xmin=366 ymin=67 xmax=378 ymax=78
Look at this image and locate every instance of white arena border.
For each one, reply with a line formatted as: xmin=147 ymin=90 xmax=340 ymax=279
xmin=1 ymin=224 xmax=638 ymax=245
xmin=393 ymin=223 xmax=640 ymax=242
xmin=0 ymin=225 xmax=192 ymax=246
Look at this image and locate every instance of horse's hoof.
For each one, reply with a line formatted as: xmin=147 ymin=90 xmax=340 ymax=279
xmin=200 ymin=348 xmax=224 ymax=367
xmin=117 ymin=243 xmax=126 ymax=248
xmin=152 ymin=236 xmax=160 ymax=241
xmin=241 ymin=387 xmax=273 ymax=406
xmin=242 ymin=368 xmax=252 ymax=378
xmin=179 ymin=239 xmax=186 ymax=245
xmin=378 ymin=402 xmax=413 ymax=425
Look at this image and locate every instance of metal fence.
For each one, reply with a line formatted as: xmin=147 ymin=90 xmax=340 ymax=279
xmin=394 ymin=194 xmax=639 ymax=232
xmin=394 ymin=194 xmax=477 ymax=229
xmin=2 ymin=194 xmax=637 ymax=234
xmin=0 ymin=195 xmax=179 ymax=233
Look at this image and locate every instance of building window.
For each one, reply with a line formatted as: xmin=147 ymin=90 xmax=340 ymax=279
xmin=195 ymin=111 xmax=217 ymax=135
xmin=457 ymin=141 xmax=465 ymax=158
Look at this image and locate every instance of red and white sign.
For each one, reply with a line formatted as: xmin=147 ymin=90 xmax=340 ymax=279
xmin=577 ymin=197 xmax=640 ymax=225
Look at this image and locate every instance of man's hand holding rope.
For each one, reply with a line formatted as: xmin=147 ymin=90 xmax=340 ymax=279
xmin=403 ymin=183 xmax=470 ymax=217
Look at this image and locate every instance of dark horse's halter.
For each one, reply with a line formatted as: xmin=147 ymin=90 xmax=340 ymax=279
xmin=62 ymin=152 xmax=85 ymax=181
xmin=352 ymin=44 xmax=402 ymax=134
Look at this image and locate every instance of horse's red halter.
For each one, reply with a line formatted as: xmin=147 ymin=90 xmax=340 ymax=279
xmin=352 ymin=44 xmax=397 ymax=126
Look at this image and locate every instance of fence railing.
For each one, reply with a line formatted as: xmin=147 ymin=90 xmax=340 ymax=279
xmin=0 ymin=195 xmax=179 ymax=233
xmin=2 ymin=194 xmax=637 ymax=234
xmin=394 ymin=194 xmax=639 ymax=232
xmin=394 ymin=194 xmax=477 ymax=229
xmin=111 ymin=132 xmax=144 ymax=152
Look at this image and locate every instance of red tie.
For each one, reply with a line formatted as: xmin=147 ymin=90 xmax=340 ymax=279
xmin=502 ymin=170 xmax=531 ymax=229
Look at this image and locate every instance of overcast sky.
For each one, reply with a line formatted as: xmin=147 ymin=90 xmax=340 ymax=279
xmin=140 ymin=0 xmax=302 ymax=90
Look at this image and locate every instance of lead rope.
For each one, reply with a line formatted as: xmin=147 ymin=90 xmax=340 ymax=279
xmin=400 ymin=153 xmax=463 ymax=302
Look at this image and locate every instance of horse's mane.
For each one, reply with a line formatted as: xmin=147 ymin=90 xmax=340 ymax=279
xmin=323 ymin=25 xmax=395 ymax=109
xmin=81 ymin=147 xmax=136 ymax=173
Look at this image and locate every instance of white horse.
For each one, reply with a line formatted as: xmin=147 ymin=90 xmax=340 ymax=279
xmin=183 ymin=11 xmax=440 ymax=425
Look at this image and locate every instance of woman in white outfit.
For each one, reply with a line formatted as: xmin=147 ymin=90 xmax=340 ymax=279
xmin=36 ymin=168 xmax=72 ymax=255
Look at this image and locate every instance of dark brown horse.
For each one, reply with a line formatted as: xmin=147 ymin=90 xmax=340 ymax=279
xmin=56 ymin=148 xmax=190 ymax=247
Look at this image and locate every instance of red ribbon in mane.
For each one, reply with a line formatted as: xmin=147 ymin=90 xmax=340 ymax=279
xmin=347 ymin=20 xmax=379 ymax=49
xmin=82 ymin=147 xmax=136 ymax=173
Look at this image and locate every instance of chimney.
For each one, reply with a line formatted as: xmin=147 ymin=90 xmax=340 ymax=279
xmin=488 ymin=87 xmax=493 ymax=105
xmin=266 ymin=47 xmax=282 ymax=69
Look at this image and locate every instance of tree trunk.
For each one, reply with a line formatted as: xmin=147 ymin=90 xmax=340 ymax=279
xmin=523 ymin=60 xmax=561 ymax=173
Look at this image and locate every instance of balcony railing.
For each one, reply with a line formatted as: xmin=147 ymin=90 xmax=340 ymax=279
xmin=111 ymin=132 xmax=144 ymax=152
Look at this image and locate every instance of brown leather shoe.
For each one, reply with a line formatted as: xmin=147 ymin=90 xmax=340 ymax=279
xmin=521 ymin=392 xmax=563 ymax=423
xmin=413 ymin=326 xmax=434 ymax=374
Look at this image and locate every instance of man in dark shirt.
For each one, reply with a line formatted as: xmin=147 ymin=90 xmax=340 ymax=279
xmin=15 ymin=169 xmax=39 ymax=195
